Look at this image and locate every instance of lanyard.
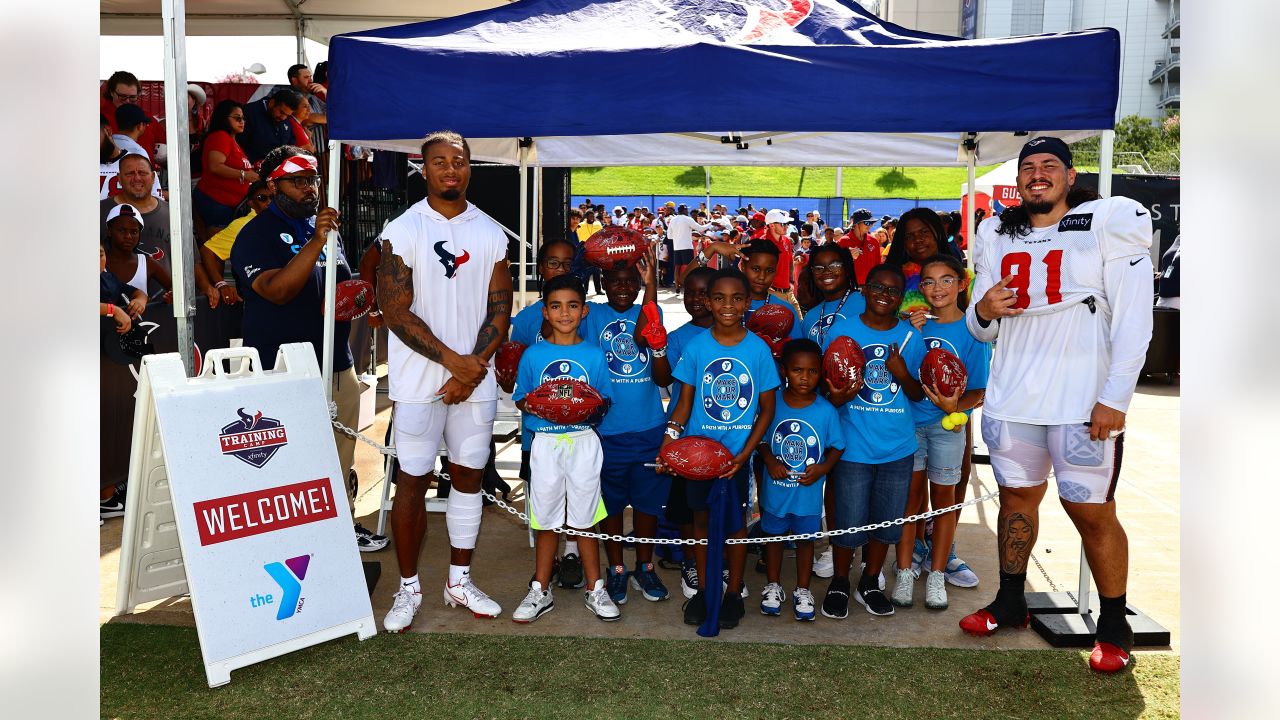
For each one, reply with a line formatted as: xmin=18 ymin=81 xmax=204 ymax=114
xmin=815 ymin=289 xmax=851 ymax=345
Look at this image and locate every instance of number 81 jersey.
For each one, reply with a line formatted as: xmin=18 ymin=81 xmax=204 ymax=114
xmin=967 ymin=196 xmax=1154 ymax=424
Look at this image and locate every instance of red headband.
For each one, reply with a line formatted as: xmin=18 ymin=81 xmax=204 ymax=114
xmin=269 ymin=153 xmax=318 ymax=181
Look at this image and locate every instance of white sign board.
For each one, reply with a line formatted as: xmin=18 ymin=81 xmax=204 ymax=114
xmin=116 ymin=344 xmax=375 ymax=687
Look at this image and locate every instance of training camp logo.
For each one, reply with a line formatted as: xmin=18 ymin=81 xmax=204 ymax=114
xmin=859 ymin=343 xmax=899 ymax=406
xmin=600 ymin=319 xmax=649 ymax=378
xmin=539 ymin=359 xmax=590 ymax=384
xmin=254 ymin=554 xmax=310 ymax=621
xmin=701 ymin=357 xmax=756 ymax=424
xmin=219 ymin=408 xmax=288 ymax=468
xmin=660 ymin=0 xmax=813 ymax=43
xmin=435 ymin=240 xmax=471 ymax=278
xmin=772 ymin=418 xmax=822 ymax=473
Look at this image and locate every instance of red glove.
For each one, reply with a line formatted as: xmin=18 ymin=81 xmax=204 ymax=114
xmin=639 ymin=301 xmax=667 ymax=351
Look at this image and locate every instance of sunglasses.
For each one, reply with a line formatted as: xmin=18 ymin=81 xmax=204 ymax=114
xmin=865 ymin=282 xmax=904 ymax=298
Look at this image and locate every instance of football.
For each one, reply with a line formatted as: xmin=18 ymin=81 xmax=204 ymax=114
xmin=332 ymin=279 xmax=376 ymax=321
xmin=522 ymin=378 xmax=608 ymax=426
xmin=745 ymin=303 xmax=794 ymax=340
xmin=754 ymin=331 xmax=786 ymax=361
xmin=921 ymin=347 xmax=967 ymax=398
xmin=823 ymin=336 xmax=867 ymax=391
xmin=660 ymin=435 xmax=736 ymax=482
xmin=582 ymin=226 xmax=650 ymax=271
xmin=495 ymin=341 xmax=527 ymax=381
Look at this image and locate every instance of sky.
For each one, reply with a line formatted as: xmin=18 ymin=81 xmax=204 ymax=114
xmin=100 ymin=36 xmax=330 ymax=83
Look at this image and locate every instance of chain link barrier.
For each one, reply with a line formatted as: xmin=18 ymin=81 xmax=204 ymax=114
xmin=331 ymin=414 xmax=998 ymax=546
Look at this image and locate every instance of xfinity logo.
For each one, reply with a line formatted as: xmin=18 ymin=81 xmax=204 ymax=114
xmin=1058 ymin=214 xmax=1094 ymax=232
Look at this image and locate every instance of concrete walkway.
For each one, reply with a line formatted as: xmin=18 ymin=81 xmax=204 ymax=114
xmin=100 ymin=287 xmax=1179 ymax=654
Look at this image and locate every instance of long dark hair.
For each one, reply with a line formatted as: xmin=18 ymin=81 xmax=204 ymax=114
xmin=803 ymin=243 xmax=855 ymax=301
xmin=919 ymin=253 xmax=971 ymax=310
xmin=208 ymin=99 xmax=243 ymax=135
xmin=997 ymin=186 xmax=1102 ymax=238
xmin=885 ymin=208 xmax=949 ymax=267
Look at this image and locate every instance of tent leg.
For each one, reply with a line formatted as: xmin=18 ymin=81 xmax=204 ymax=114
xmin=1098 ymin=129 xmax=1115 ymax=198
xmin=965 ymin=135 xmax=977 ymax=273
xmin=161 ymin=0 xmax=196 ymax=375
xmin=531 ymin=165 xmax=542 ymax=310
xmin=322 ymin=140 xmax=341 ymax=400
xmin=518 ymin=144 xmax=529 ymax=310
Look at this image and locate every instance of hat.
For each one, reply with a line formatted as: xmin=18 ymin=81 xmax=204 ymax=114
xmin=751 ymin=211 xmax=767 ymax=224
xmin=665 ymin=201 xmax=676 ymax=208
xmin=268 ymin=152 xmax=319 ymax=180
xmin=186 ymin=83 xmax=207 ymax=108
xmin=614 ymin=205 xmax=625 ymax=213
xmin=106 ymin=203 xmax=144 ymax=228
xmin=735 ymin=214 xmax=748 ymax=223
xmin=115 ymin=103 xmax=150 ymax=129
xmin=1018 ymin=135 xmax=1073 ymax=168
xmin=764 ymin=209 xmax=791 ymax=225
xmin=850 ymin=208 xmax=875 ymax=226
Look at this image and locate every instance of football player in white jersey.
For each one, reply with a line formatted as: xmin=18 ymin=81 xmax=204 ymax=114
xmin=958 ymin=137 xmax=1153 ymax=673
xmin=376 ymin=131 xmax=513 ymax=630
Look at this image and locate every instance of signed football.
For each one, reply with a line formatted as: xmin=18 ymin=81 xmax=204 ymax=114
xmin=660 ymin=435 xmax=736 ymax=482
xmin=921 ymin=347 xmax=967 ymax=398
xmin=823 ymin=336 xmax=867 ymax=391
xmin=522 ymin=378 xmax=608 ymax=426
xmin=332 ymin=279 xmax=376 ymax=321
xmin=745 ymin=303 xmax=794 ymax=340
xmin=495 ymin=341 xmax=527 ymax=382
xmin=582 ymin=226 xmax=650 ymax=271
xmin=754 ymin=331 xmax=786 ymax=361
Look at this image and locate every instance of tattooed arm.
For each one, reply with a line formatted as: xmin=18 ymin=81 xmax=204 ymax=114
xmin=471 ymin=259 xmax=513 ymax=361
xmin=377 ymin=240 xmax=488 ymax=394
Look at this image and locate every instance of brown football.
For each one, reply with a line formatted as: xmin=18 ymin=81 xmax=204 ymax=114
xmin=745 ymin=303 xmax=794 ymax=340
xmin=921 ymin=347 xmax=967 ymax=397
xmin=523 ymin=378 xmax=608 ymax=426
xmin=495 ymin=341 xmax=527 ymax=381
xmin=582 ymin=226 xmax=650 ymax=271
xmin=332 ymin=279 xmax=375 ymax=321
xmin=823 ymin=335 xmax=867 ymax=391
xmin=660 ymin=435 xmax=736 ymax=482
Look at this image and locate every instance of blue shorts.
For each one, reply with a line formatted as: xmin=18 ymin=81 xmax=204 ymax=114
xmin=759 ymin=511 xmax=821 ymax=536
xmin=912 ymin=423 xmax=966 ymax=485
xmin=829 ymin=455 xmax=914 ymax=549
xmin=600 ymin=425 xmax=670 ymax=516
xmin=193 ymin=185 xmax=236 ymax=228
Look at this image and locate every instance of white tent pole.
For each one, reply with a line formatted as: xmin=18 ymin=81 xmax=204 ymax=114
xmin=322 ymin=140 xmax=341 ymax=400
xmin=518 ymin=143 xmax=529 ymax=309
xmin=529 ymin=164 xmax=541 ymax=313
xmin=161 ymin=0 xmax=195 ymax=374
xmin=704 ymin=166 xmax=711 ymax=210
xmin=965 ymin=134 xmax=977 ymax=273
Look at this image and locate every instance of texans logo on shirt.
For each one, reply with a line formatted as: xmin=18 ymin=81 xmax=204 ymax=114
xmin=771 ymin=419 xmax=822 ymax=472
xmin=599 ymin=319 xmax=648 ymax=378
xmin=700 ymin=357 xmax=756 ymax=423
xmin=539 ymin=359 xmax=589 ymax=384
xmin=662 ymin=0 xmax=812 ymax=43
xmin=434 ymin=240 xmax=471 ymax=279
xmin=859 ymin=343 xmax=900 ymax=407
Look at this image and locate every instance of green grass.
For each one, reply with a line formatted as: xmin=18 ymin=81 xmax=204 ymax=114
xmin=101 ymin=623 xmax=1179 ymax=719
xmin=570 ymin=165 xmax=1002 ymax=199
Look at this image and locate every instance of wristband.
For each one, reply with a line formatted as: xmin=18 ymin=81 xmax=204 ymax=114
xmin=102 ymin=303 xmax=114 ymax=317
xmin=651 ymin=346 xmax=666 ymax=358
xmin=215 ymin=281 xmax=228 ymax=289
xmin=664 ymin=426 xmax=681 ymax=441
xmin=240 ymin=170 xmax=245 ymax=183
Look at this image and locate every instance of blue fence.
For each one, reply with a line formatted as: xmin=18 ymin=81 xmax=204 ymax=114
xmin=571 ymin=195 xmax=960 ymax=227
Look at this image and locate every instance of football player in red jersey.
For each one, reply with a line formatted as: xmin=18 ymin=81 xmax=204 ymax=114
xmin=958 ymin=137 xmax=1154 ymax=673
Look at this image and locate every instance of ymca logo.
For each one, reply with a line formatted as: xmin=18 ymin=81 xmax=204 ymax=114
xmin=539 ymin=359 xmax=590 ymax=384
xmin=434 ymin=240 xmax=471 ymax=278
xmin=859 ymin=344 xmax=899 ymax=407
xmin=600 ymin=319 xmax=649 ymax=378
xmin=219 ymin=408 xmax=288 ymax=468
xmin=661 ymin=0 xmax=813 ymax=43
xmin=701 ymin=357 xmax=755 ymax=423
xmin=253 ymin=554 xmax=310 ymax=621
xmin=772 ymin=418 xmax=821 ymax=472
xmin=925 ymin=336 xmax=959 ymax=357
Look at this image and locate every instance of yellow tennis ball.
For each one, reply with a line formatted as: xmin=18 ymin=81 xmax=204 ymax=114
xmin=950 ymin=412 xmax=969 ymax=426
xmin=941 ymin=417 xmax=955 ymax=431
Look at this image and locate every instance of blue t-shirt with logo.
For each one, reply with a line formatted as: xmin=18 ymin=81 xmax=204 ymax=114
xmin=512 ymin=339 xmax=613 ymax=434
xmin=664 ymin=321 xmax=710 ymax=420
xmin=747 ymin=296 xmax=803 ymax=340
xmin=762 ymin=395 xmax=845 ymax=518
xmin=911 ymin=317 xmax=991 ymax=427
xmin=672 ymin=331 xmax=781 ymax=456
xmin=510 ymin=300 xmax=546 ymax=451
xmin=801 ymin=292 xmax=867 ymax=345
xmin=821 ymin=316 xmax=925 ymax=464
xmin=581 ymin=302 xmax=665 ymax=436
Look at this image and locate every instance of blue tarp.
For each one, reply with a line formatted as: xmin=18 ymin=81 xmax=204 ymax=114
xmin=329 ymin=0 xmax=1120 ymax=142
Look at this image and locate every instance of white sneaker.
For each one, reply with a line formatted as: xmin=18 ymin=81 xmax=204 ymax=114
xmin=760 ymin=582 xmax=785 ymax=616
xmin=924 ymin=570 xmax=949 ymax=610
xmin=891 ymin=566 xmax=914 ymax=608
xmin=443 ymin=576 xmax=502 ymax=618
xmin=944 ymin=546 xmax=981 ymax=588
xmin=722 ymin=569 xmax=749 ymax=598
xmin=584 ymin=579 xmax=621 ymax=621
xmin=512 ymin=581 xmax=554 ymax=623
xmin=383 ymin=586 xmax=422 ymax=633
xmin=812 ymin=547 xmax=834 ymax=579
xmin=792 ymin=587 xmax=816 ymax=621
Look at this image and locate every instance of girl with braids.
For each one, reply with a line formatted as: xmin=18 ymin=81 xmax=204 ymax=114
xmin=886 ymin=208 xmax=969 ymax=320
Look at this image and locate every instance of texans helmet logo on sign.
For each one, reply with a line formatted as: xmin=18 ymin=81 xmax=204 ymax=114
xmin=701 ymin=357 xmax=756 ymax=423
xmin=859 ymin=344 xmax=899 ymax=406
xmin=662 ymin=0 xmax=812 ymax=43
xmin=600 ymin=319 xmax=648 ymax=378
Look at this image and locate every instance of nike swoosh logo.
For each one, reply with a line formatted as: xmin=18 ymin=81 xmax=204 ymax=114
xmin=1129 ymin=258 xmax=1143 ymax=266
xmin=1136 ymin=210 xmax=1148 ymax=216
xmin=985 ymin=618 xmax=998 ymax=631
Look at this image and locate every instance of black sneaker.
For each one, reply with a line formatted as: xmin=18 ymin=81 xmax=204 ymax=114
xmin=719 ymin=592 xmax=745 ymax=629
xmin=558 ymin=553 xmax=585 ymax=589
xmin=530 ymin=556 xmax=562 ymax=589
xmin=683 ymin=590 xmax=707 ymax=626
xmin=822 ymin=576 xmax=851 ymax=619
xmin=855 ymin=577 xmax=895 ymax=616
xmin=354 ymin=523 xmax=389 ymax=552
xmin=100 ymin=486 xmax=126 ymax=520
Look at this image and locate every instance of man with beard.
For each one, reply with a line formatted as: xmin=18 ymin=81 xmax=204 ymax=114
xmin=230 ymin=145 xmax=389 ymax=554
xmin=959 ymin=137 xmax=1153 ymax=674
xmin=376 ymin=130 xmax=512 ymax=630
xmin=100 ymin=115 xmax=161 ymax=200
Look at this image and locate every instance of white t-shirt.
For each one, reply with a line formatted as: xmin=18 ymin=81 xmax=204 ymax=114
xmin=965 ymin=196 xmax=1154 ymax=424
xmin=610 ymin=213 xmax=629 ymax=226
xmin=380 ymin=200 xmax=508 ymax=403
xmin=665 ymin=214 xmax=712 ymax=252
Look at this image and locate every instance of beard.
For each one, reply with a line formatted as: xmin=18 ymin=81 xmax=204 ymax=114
xmin=439 ymin=187 xmax=462 ymax=201
xmin=1023 ymin=199 xmax=1055 ymax=216
xmin=276 ymin=192 xmax=319 ymax=218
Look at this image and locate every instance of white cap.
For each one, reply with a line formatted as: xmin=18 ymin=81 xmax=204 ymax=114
xmin=764 ymin=209 xmax=791 ymax=225
xmin=187 ymin=83 xmax=207 ymax=107
xmin=105 ymin=203 xmax=144 ymax=228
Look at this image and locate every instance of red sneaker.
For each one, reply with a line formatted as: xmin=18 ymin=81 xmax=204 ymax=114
xmin=958 ymin=608 xmax=1030 ymax=637
xmin=1089 ymin=642 xmax=1131 ymax=673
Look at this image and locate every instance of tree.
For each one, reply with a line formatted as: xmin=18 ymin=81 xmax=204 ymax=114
xmin=1069 ymin=112 xmax=1180 ymax=173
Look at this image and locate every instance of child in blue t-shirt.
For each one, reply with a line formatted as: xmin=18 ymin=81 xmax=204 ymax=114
xmin=664 ymin=268 xmax=779 ymax=630
xmin=891 ymin=254 xmax=990 ymax=611
xmin=756 ymin=339 xmax=845 ymax=621
xmin=579 ymin=246 xmax=671 ymax=605
xmin=511 ymin=274 xmax=619 ymax=623
xmin=819 ymin=263 xmax=926 ymax=619
xmin=799 ymin=243 xmax=866 ymax=345
xmin=742 ymin=239 xmax=803 ymax=339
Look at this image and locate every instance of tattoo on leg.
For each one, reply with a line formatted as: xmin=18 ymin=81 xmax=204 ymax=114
xmin=999 ymin=512 xmax=1035 ymax=574
xmin=472 ymin=287 xmax=512 ymax=355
